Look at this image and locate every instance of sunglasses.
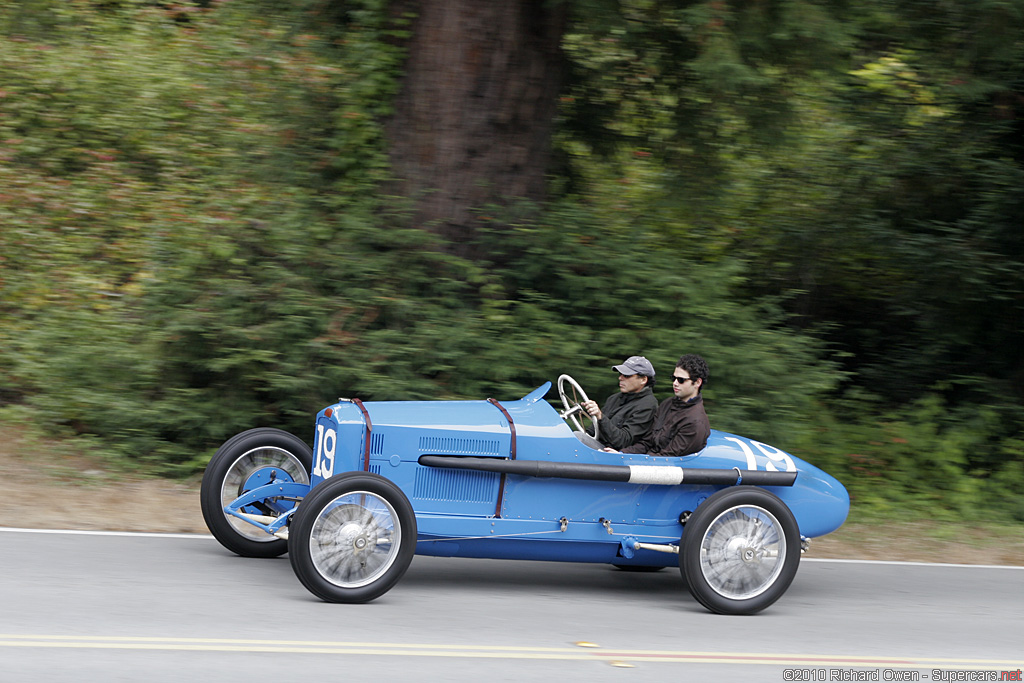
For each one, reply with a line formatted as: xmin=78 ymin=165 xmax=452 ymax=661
xmin=672 ymin=375 xmax=693 ymax=384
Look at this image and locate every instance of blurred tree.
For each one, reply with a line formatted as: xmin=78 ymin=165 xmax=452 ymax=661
xmin=382 ymin=0 xmax=849 ymax=255
xmin=385 ymin=1 xmax=567 ymax=254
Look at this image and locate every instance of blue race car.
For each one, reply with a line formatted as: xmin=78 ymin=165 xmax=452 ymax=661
xmin=200 ymin=375 xmax=849 ymax=615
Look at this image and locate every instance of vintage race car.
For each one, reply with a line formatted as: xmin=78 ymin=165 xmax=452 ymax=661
xmin=200 ymin=375 xmax=849 ymax=615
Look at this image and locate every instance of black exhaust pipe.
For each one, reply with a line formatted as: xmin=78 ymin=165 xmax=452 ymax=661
xmin=418 ymin=455 xmax=797 ymax=487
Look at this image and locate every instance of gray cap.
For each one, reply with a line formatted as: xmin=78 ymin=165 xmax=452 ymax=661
xmin=612 ymin=356 xmax=655 ymax=377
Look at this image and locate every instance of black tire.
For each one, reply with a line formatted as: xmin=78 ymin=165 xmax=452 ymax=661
xmin=289 ymin=472 xmax=417 ymax=603
xmin=200 ymin=428 xmax=312 ymax=558
xmin=679 ymin=487 xmax=800 ymax=615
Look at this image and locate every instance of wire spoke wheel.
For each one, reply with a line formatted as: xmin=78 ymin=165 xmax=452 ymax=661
xmin=309 ymin=495 xmax=401 ymax=589
xmin=290 ymin=473 xmax=417 ymax=603
xmin=680 ymin=487 xmax=800 ymax=615
xmin=200 ymin=428 xmax=312 ymax=558
xmin=698 ymin=505 xmax=785 ymax=600
xmin=222 ymin=446 xmax=309 ymax=542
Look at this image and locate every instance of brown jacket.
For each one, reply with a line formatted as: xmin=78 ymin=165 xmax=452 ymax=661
xmin=621 ymin=395 xmax=709 ymax=457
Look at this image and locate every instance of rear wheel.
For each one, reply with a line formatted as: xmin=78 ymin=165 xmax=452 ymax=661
xmin=289 ymin=472 xmax=417 ymax=603
xmin=200 ymin=428 xmax=311 ymax=558
xmin=680 ymin=487 xmax=800 ymax=615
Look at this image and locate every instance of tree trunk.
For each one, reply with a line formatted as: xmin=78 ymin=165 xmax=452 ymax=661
xmin=385 ymin=0 xmax=567 ymax=256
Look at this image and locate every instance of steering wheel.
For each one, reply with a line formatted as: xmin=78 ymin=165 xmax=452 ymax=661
xmin=557 ymin=374 xmax=600 ymax=442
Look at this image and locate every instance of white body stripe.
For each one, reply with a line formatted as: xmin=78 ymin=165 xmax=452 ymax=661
xmin=627 ymin=466 xmax=685 ymax=485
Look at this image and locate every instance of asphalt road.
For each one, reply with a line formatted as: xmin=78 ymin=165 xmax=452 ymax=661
xmin=1 ymin=528 xmax=1021 ymax=683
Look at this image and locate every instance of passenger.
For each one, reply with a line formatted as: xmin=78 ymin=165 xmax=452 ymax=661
xmin=612 ymin=354 xmax=710 ymax=457
xmin=581 ymin=356 xmax=658 ymax=450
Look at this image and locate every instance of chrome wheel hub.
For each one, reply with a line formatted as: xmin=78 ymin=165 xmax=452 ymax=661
xmin=309 ymin=492 xmax=401 ymax=589
xmin=699 ymin=505 xmax=786 ymax=600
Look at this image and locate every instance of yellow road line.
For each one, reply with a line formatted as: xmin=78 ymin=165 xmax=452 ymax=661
xmin=0 ymin=635 xmax=1020 ymax=669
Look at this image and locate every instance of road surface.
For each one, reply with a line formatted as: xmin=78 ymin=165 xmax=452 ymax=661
xmin=1 ymin=528 xmax=1021 ymax=682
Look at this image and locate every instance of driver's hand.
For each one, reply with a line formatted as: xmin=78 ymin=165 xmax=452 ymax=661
xmin=583 ymin=399 xmax=602 ymax=419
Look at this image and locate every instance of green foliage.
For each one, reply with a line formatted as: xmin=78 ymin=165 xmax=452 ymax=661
xmin=561 ymin=0 xmax=1024 ymax=421
xmin=785 ymin=393 xmax=1024 ymax=521
xmin=560 ymin=0 xmax=850 ymax=208
xmin=722 ymin=4 xmax=1024 ymax=408
xmin=0 ymin=0 xmax=406 ymax=471
xmin=1 ymin=0 xmax=1022 ymax=522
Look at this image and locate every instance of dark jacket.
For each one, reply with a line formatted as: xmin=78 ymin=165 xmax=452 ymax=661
xmin=621 ymin=394 xmax=710 ymax=457
xmin=597 ymin=386 xmax=658 ymax=450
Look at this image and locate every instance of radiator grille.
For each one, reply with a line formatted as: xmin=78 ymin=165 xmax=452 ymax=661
xmin=413 ymin=467 xmax=499 ymax=503
xmin=418 ymin=436 xmax=500 ymax=456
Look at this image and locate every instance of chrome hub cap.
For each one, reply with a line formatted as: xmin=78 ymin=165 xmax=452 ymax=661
xmin=699 ymin=505 xmax=786 ymax=600
xmin=309 ymin=492 xmax=401 ymax=588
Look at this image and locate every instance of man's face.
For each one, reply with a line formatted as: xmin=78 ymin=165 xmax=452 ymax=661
xmin=671 ymin=369 xmax=701 ymax=401
xmin=618 ymin=373 xmax=647 ymax=394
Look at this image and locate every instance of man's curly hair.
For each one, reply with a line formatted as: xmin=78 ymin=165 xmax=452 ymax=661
xmin=676 ymin=354 xmax=709 ymax=393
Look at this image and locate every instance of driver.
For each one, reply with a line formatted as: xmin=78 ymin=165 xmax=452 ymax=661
xmin=582 ymin=356 xmax=659 ymax=450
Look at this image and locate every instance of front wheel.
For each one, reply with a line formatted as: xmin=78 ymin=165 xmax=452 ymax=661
xmin=680 ymin=487 xmax=800 ymax=615
xmin=289 ymin=472 xmax=417 ymax=603
xmin=200 ymin=428 xmax=312 ymax=558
